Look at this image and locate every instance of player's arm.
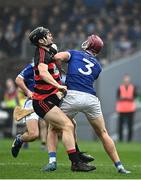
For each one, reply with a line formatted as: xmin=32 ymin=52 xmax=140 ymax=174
xmin=54 ymin=52 xmax=70 ymax=62
xmin=15 ymin=76 xmax=32 ymax=99
xmin=38 ymin=63 xmax=67 ymax=92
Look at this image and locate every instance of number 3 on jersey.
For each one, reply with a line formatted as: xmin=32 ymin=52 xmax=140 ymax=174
xmin=78 ymin=58 xmax=94 ymax=75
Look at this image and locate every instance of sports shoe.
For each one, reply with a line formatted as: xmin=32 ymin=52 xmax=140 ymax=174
xmin=118 ymin=168 xmax=131 ymax=174
xmin=11 ymin=134 xmax=23 ymax=158
xmin=41 ymin=162 xmax=57 ymax=172
xmin=79 ymin=152 xmax=95 ymax=163
xmin=71 ymin=161 xmax=96 ymax=172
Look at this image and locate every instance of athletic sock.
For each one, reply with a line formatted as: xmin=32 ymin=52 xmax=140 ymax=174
xmin=67 ymin=149 xmax=80 ymax=163
xmin=49 ymin=152 xmax=56 ymax=163
xmin=114 ymin=161 xmax=124 ymax=170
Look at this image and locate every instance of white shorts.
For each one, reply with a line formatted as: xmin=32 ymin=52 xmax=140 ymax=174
xmin=23 ymin=98 xmax=39 ymax=123
xmin=60 ymin=90 xmax=103 ymax=120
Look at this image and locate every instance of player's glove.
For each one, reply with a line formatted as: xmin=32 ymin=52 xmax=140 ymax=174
xmin=48 ymin=43 xmax=58 ymax=56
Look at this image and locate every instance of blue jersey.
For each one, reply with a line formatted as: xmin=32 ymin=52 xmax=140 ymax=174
xmin=66 ymin=50 xmax=102 ymax=95
xmin=18 ymin=63 xmax=35 ymax=92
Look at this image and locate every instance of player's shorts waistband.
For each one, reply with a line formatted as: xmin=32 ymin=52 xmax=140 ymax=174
xmin=66 ymin=90 xmax=96 ymax=97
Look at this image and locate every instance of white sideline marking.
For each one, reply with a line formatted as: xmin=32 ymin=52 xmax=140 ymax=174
xmin=1 ymin=162 xmax=141 ymax=168
xmin=56 ymin=163 xmax=141 ymax=168
xmin=0 ymin=162 xmax=29 ymax=166
xmin=98 ymin=164 xmax=141 ymax=168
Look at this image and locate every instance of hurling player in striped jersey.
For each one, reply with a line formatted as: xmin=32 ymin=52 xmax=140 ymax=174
xmin=27 ymin=27 xmax=95 ymax=172
xmin=11 ymin=59 xmax=94 ymax=165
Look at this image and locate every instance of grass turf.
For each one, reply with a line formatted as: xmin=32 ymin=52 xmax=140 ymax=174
xmin=0 ymin=139 xmax=141 ymax=179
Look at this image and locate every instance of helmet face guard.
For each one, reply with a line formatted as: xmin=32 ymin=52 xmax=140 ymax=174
xmin=82 ymin=35 xmax=104 ymax=54
xmin=29 ymin=27 xmax=51 ymax=46
xmin=81 ymin=40 xmax=89 ymax=50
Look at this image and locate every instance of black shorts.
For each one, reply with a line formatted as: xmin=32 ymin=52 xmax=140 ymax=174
xmin=33 ymin=94 xmax=61 ymax=119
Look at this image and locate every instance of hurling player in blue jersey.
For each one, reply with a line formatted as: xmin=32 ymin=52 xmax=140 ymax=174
xmin=46 ymin=34 xmax=130 ymax=174
xmin=11 ymin=62 xmax=47 ymax=157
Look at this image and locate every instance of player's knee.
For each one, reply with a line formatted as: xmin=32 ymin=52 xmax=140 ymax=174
xmin=96 ymin=128 xmax=108 ymax=139
xmin=64 ymin=120 xmax=74 ymax=131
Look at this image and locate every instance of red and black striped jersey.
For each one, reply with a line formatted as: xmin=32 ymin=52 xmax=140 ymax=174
xmin=33 ymin=47 xmax=61 ymax=100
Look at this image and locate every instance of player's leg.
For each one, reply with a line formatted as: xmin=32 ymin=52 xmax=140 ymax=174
xmin=11 ymin=98 xmax=40 ymax=157
xmin=43 ymin=106 xmax=96 ymax=172
xmin=42 ymin=124 xmax=59 ymax=171
xmin=60 ymin=94 xmax=95 ymax=163
xmin=44 ymin=118 xmax=94 ymax=171
xmin=88 ymin=115 xmax=130 ymax=174
xmin=88 ymin=115 xmax=120 ymax=162
xmin=22 ymin=119 xmax=39 ymax=141
xmin=71 ymin=118 xmax=94 ymax=163
xmin=39 ymin=119 xmax=48 ymax=150
xmin=83 ymin=93 xmax=131 ymax=174
xmin=11 ymin=99 xmax=40 ymax=157
xmin=11 ymin=118 xmax=39 ymax=158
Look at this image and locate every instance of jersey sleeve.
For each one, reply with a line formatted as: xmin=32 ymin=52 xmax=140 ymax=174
xmin=18 ymin=64 xmax=32 ymax=80
xmin=66 ymin=50 xmax=76 ymax=61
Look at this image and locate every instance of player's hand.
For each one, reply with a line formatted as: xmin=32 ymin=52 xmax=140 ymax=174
xmin=57 ymin=85 xmax=67 ymax=92
xmin=26 ymin=90 xmax=33 ymax=99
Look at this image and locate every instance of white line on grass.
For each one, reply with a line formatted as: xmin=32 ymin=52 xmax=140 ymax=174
xmin=0 ymin=162 xmax=29 ymax=166
xmin=1 ymin=162 xmax=140 ymax=168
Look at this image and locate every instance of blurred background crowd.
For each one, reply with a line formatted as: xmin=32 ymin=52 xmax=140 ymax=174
xmin=0 ymin=0 xmax=141 ymax=63
xmin=0 ymin=0 xmax=141 ymax=141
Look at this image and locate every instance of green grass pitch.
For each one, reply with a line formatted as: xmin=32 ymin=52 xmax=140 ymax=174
xmin=0 ymin=139 xmax=141 ymax=179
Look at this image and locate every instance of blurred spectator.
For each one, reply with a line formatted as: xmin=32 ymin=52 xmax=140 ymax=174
xmin=115 ymin=36 xmax=133 ymax=58
xmin=116 ymin=74 xmax=137 ymax=142
xmin=1 ymin=78 xmax=18 ymax=137
xmin=3 ymin=78 xmax=18 ymax=108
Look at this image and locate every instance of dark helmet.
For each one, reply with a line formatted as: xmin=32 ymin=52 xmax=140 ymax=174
xmin=82 ymin=34 xmax=104 ymax=54
xmin=29 ymin=27 xmax=50 ymax=46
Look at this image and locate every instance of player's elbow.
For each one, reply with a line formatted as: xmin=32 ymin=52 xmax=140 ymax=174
xmin=39 ymin=71 xmax=46 ymax=80
xmin=15 ymin=77 xmax=22 ymax=86
xmin=54 ymin=53 xmax=62 ymax=60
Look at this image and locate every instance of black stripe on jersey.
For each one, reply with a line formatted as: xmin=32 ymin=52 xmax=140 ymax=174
xmin=35 ymin=70 xmax=39 ymax=75
xmin=35 ymin=80 xmax=49 ymax=85
xmin=34 ymin=87 xmax=56 ymax=95
xmin=48 ymin=69 xmax=56 ymax=74
xmin=34 ymin=48 xmax=53 ymax=67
